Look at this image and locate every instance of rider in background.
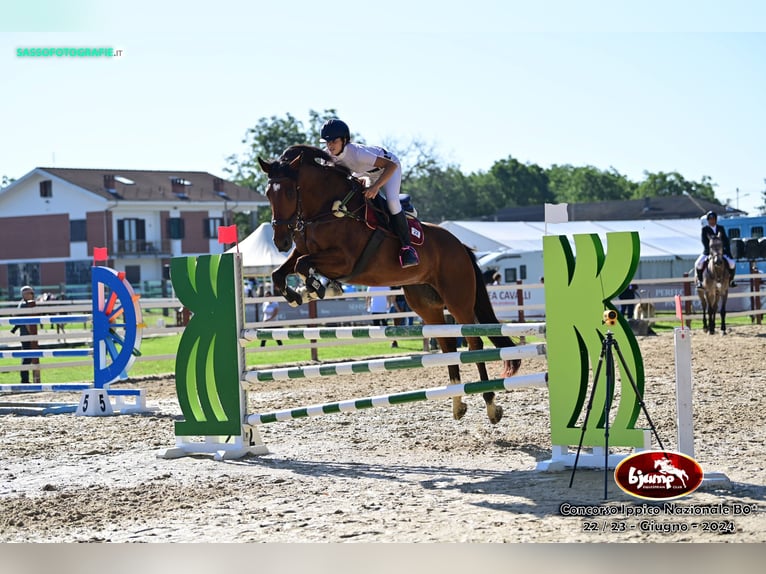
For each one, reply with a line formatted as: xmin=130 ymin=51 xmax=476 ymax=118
xmin=320 ymin=118 xmax=419 ymax=268
xmin=695 ymin=210 xmax=736 ymax=288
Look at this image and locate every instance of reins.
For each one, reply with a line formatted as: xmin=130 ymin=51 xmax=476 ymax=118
xmin=268 ymin=159 xmax=366 ymax=241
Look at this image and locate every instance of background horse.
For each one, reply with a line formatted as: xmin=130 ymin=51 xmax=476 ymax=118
xmin=697 ymin=234 xmax=730 ymax=335
xmin=258 ymin=145 xmax=520 ymax=424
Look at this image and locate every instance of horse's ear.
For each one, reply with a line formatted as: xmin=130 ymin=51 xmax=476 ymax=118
xmin=257 ymin=157 xmax=272 ymax=174
xmin=288 ymin=153 xmax=302 ymax=170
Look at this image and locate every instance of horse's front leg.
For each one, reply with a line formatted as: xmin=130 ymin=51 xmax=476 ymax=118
xmin=720 ymin=297 xmax=727 ymax=335
xmin=272 ymin=253 xmax=303 ymax=307
xmin=294 ymin=255 xmax=326 ymax=300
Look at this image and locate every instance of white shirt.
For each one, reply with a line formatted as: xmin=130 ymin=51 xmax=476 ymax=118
xmin=329 ymin=143 xmax=399 ymax=185
xmin=366 ymin=286 xmax=390 ymax=313
xmin=262 ymin=300 xmax=280 ymax=322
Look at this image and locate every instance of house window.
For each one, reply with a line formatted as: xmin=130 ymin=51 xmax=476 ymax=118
xmin=39 ymin=180 xmax=52 ymax=198
xmin=504 ymin=268 xmax=517 ymax=283
xmin=729 ymin=228 xmax=741 ymax=239
xmin=520 ymin=264 xmax=527 ymax=281
xmin=65 ymin=260 xmax=92 ymax=285
xmin=124 ymin=265 xmax=141 ymax=285
xmin=167 ymin=218 xmax=185 ymax=239
xmin=204 ymin=217 xmax=224 ymax=239
xmin=750 ymin=226 xmax=764 ymax=239
xmin=70 ymin=219 xmax=87 ymax=242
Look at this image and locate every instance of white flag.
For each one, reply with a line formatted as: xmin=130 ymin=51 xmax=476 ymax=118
xmin=544 ymin=203 xmax=568 ymax=224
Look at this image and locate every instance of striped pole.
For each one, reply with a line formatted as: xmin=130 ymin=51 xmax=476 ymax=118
xmin=0 ymin=349 xmax=93 ymax=359
xmin=245 ymin=343 xmax=545 ymax=382
xmin=0 ymin=314 xmax=91 ymax=326
xmin=243 ymin=322 xmax=546 ymax=342
xmin=245 ymin=371 xmax=548 ymax=425
xmin=0 ymin=384 xmax=143 ymax=395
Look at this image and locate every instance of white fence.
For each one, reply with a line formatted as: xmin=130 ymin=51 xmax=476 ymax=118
xmin=1 ymin=274 xmax=764 ymax=382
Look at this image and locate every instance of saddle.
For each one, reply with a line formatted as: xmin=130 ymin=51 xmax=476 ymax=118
xmin=365 ymin=194 xmax=424 ymax=246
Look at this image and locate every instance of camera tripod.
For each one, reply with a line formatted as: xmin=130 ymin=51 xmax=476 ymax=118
xmin=568 ymin=329 xmax=665 ymax=499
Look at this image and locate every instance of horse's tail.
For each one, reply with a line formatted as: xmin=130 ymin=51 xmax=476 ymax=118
xmin=467 ymin=247 xmax=520 ymax=376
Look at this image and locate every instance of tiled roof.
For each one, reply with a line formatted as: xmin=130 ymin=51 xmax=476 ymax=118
xmin=39 ymin=167 xmax=265 ymax=202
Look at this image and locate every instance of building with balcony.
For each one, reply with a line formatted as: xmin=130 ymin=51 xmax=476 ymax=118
xmin=0 ymin=167 xmax=268 ymax=298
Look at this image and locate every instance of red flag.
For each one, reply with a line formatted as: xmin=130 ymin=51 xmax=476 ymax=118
xmin=218 ymin=225 xmax=238 ymax=244
xmin=675 ymin=294 xmax=684 ymax=323
xmin=93 ymin=247 xmax=108 ymax=262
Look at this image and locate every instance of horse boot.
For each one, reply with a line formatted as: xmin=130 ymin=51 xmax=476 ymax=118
xmin=391 ymin=211 xmax=419 ymax=268
xmin=695 ymin=267 xmax=704 ymax=289
xmin=729 ymin=266 xmax=737 ymax=287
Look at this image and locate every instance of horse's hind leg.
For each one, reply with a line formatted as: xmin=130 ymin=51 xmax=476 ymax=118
xmin=405 ymin=288 xmax=466 ymax=420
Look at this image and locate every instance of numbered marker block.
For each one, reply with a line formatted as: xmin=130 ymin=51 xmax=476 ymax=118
xmin=76 ymin=389 xmax=114 ymax=417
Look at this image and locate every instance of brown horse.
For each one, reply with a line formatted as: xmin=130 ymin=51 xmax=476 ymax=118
xmin=257 ymin=145 xmax=520 ymax=424
xmin=697 ymin=234 xmax=730 ymax=335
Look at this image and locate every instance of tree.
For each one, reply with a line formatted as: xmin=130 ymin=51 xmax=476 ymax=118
xmin=405 ymin=165 xmax=473 ymax=222
xmin=224 ymin=109 xmax=341 ymax=227
xmin=478 ymin=156 xmax=552 ymax=212
xmin=547 ymin=164 xmax=635 ymax=203
xmin=1 ymin=174 xmax=15 ymax=188
xmin=635 ymin=171 xmax=717 ymax=202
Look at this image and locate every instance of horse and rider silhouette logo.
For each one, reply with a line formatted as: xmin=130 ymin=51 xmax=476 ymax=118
xmin=614 ymin=451 xmax=704 ymax=500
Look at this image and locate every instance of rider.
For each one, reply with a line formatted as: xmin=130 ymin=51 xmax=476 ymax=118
xmin=695 ymin=210 xmax=736 ymax=288
xmin=320 ymin=118 xmax=419 ymax=268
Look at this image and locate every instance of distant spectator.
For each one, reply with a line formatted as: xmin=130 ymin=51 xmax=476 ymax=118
xmin=492 ymin=272 xmax=502 ymax=286
xmin=619 ymin=284 xmax=636 ymax=318
xmin=388 ymin=288 xmax=412 ymax=348
xmin=10 ymin=286 xmax=40 ymax=383
xmin=366 ymin=286 xmax=390 ymax=327
xmin=260 ymin=291 xmax=283 ymax=347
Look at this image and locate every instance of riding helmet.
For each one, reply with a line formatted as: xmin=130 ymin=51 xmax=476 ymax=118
xmin=320 ymin=119 xmax=350 ymax=142
xmin=706 ymin=210 xmax=718 ymax=220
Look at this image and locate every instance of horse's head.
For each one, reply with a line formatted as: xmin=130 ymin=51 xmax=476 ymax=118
xmin=258 ymin=145 xmax=359 ymax=252
xmin=258 ymin=151 xmax=302 ymax=252
xmin=708 ymin=234 xmax=726 ymax=274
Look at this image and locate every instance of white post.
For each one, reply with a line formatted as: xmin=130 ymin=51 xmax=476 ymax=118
xmin=674 ymin=327 xmax=694 ymax=457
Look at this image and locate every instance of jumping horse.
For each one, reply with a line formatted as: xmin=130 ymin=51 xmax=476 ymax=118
xmin=258 ymin=145 xmax=520 ymax=424
xmin=697 ymin=234 xmax=730 ymax=335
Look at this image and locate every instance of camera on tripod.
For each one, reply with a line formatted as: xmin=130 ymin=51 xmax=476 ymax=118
xmin=603 ymin=309 xmax=618 ymax=326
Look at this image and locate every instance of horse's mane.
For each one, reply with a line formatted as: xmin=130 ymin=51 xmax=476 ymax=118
xmin=279 ymin=145 xmax=354 ymax=178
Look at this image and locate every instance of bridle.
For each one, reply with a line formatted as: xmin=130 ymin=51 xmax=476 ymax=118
xmin=268 ymin=175 xmax=305 ymax=233
xmin=267 ymin=159 xmax=366 ymax=238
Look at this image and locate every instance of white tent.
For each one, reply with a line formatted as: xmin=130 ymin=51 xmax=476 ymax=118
xmin=226 ymin=222 xmax=289 ymax=275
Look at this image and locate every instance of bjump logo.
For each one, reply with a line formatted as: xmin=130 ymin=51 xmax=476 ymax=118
xmin=614 ymin=451 xmax=704 ymax=500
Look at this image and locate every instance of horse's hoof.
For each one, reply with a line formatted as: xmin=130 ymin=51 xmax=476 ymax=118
xmin=488 ymin=405 xmax=503 ymax=425
xmin=284 ymin=288 xmax=303 ymax=307
xmin=453 ymin=402 xmax=468 ymax=420
xmin=325 ymin=280 xmax=344 ymax=297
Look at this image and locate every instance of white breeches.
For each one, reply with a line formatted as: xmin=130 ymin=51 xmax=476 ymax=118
xmin=378 ymin=167 xmax=403 ymax=215
xmin=695 ymin=253 xmax=735 ymax=270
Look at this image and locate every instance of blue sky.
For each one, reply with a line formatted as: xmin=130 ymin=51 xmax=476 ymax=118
xmin=2 ymin=1 xmax=765 ymax=214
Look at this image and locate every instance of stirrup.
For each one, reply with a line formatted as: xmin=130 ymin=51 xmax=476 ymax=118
xmin=399 ymin=246 xmax=419 ymax=268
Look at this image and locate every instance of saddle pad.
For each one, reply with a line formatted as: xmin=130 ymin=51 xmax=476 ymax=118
xmin=363 ymin=202 xmax=424 ymax=246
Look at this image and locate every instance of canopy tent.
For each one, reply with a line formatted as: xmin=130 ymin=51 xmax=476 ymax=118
xmin=440 ymin=218 xmax=704 ymax=261
xmin=226 ymin=222 xmax=290 ymax=275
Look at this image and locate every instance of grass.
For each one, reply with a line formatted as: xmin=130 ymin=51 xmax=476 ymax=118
xmin=0 ymin=329 xmax=461 ymax=385
xmin=1 ymin=312 xmax=760 ymax=385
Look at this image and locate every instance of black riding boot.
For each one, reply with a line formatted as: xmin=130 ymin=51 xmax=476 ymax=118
xmin=391 ymin=211 xmax=419 ymax=268
xmin=695 ymin=267 xmax=704 ymax=289
xmin=729 ymin=266 xmax=736 ymax=287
